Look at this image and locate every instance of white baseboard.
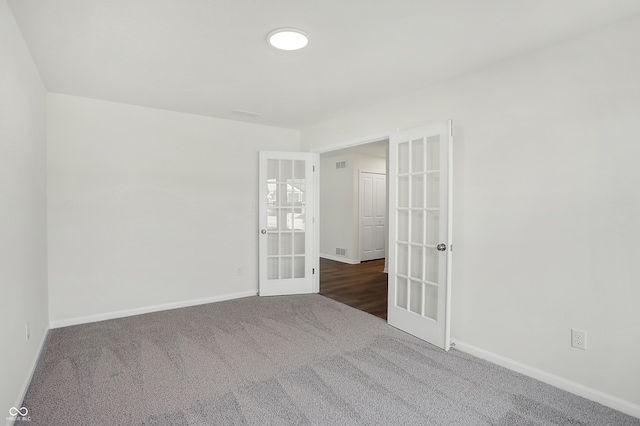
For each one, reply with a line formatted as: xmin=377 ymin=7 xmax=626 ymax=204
xmin=320 ymin=254 xmax=360 ymax=264
xmin=452 ymin=340 xmax=640 ymax=419
xmin=49 ymin=290 xmax=258 ymax=329
xmin=10 ymin=327 xmax=49 ymax=426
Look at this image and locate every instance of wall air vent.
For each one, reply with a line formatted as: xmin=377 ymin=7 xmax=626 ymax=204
xmin=336 ymin=160 xmax=347 ymax=169
xmin=335 ymin=248 xmax=347 ymax=257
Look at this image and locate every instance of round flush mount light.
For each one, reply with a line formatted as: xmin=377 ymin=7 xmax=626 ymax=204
xmin=268 ymin=28 xmax=309 ymax=51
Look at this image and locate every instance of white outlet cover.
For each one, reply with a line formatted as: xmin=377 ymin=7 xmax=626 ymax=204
xmin=571 ymin=328 xmax=587 ymax=350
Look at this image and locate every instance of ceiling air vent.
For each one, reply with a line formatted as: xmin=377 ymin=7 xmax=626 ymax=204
xmin=231 ymin=109 xmax=263 ymax=118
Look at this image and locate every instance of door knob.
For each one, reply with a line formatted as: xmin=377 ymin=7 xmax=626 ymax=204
xmin=437 ymin=243 xmax=446 ymax=251
xmin=261 ymin=229 xmax=267 ymax=234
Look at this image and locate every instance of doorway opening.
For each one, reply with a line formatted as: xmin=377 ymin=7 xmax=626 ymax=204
xmin=317 ymin=139 xmax=389 ymax=319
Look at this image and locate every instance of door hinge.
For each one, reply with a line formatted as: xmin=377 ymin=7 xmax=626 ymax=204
xmin=313 ymin=165 xmax=315 ymax=172
xmin=450 ymin=244 xmax=453 ymax=251
xmin=449 ymin=119 xmax=454 ymax=137
xmin=312 ymin=268 xmax=315 ymax=274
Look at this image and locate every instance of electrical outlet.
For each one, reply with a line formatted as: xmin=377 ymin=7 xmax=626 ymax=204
xmin=571 ymin=329 xmax=586 ymax=350
xmin=25 ymin=322 xmax=30 ymax=342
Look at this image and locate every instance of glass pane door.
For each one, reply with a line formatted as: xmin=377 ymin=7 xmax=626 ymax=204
xmin=388 ymin=121 xmax=452 ymax=350
xmin=259 ymin=152 xmax=316 ymax=296
xmin=395 ymin=135 xmax=442 ymax=321
xmin=266 ymin=158 xmax=307 ymax=280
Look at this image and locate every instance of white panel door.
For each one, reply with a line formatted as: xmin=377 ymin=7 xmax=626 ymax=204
xmin=360 ymin=172 xmax=387 ymax=261
xmin=259 ymin=151 xmax=316 ymax=296
xmin=388 ymin=121 xmax=453 ymax=350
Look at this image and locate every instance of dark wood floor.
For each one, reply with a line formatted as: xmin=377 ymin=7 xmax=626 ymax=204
xmin=319 ymin=257 xmax=388 ymax=320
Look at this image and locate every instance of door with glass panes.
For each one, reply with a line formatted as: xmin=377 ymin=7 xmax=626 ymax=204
xmin=388 ymin=121 xmax=453 ymax=350
xmin=259 ymin=151 xmax=316 ymax=296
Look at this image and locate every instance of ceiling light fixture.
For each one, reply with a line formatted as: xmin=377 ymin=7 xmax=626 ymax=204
xmin=268 ymin=28 xmax=309 ymax=51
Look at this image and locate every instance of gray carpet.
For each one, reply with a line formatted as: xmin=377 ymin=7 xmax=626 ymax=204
xmin=22 ymin=294 xmax=638 ymax=425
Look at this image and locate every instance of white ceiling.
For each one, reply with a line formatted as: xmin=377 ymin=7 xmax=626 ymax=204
xmin=8 ymin=0 xmax=640 ymax=130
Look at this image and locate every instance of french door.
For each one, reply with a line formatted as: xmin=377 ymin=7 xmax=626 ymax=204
xmin=388 ymin=121 xmax=453 ymax=350
xmin=258 ymin=151 xmax=317 ymax=296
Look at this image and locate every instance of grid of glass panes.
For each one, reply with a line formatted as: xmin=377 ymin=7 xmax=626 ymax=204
xmin=396 ymin=135 xmax=440 ymax=320
xmin=266 ymin=159 xmax=306 ymax=280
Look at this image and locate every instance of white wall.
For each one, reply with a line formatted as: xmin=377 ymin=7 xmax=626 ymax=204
xmin=47 ymin=94 xmax=299 ymax=325
xmin=320 ymin=151 xmax=386 ymax=263
xmin=320 ymin=153 xmax=355 ymax=261
xmin=0 ymin=0 xmax=48 ymax=417
xmin=303 ymin=17 xmax=640 ymax=410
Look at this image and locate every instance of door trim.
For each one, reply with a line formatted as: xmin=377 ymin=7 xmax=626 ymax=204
xmin=311 ymin=131 xmax=393 ymax=155
xmin=313 ymin=154 xmax=320 ymax=293
xmin=445 ymin=120 xmax=454 ymax=350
